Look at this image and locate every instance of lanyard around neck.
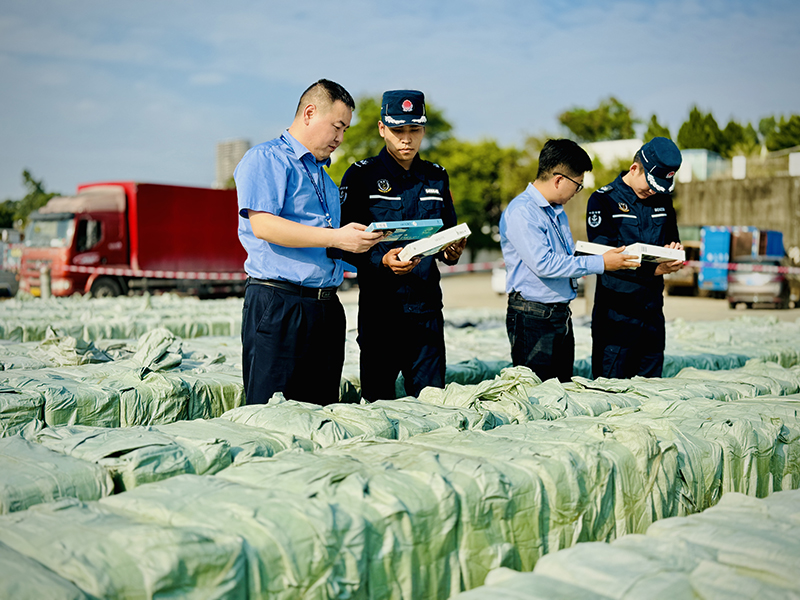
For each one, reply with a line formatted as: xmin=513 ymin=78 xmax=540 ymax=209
xmin=542 ymin=205 xmax=571 ymax=255
xmin=281 ymin=133 xmax=333 ymax=228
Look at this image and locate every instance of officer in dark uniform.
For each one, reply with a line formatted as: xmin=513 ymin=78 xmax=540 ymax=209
xmin=340 ymin=90 xmax=466 ymax=401
xmin=586 ymin=137 xmax=684 ymax=379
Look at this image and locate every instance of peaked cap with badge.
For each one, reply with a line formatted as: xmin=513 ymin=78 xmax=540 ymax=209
xmin=381 ymin=90 xmax=428 ymax=128
xmin=639 ymin=137 xmax=682 ymax=194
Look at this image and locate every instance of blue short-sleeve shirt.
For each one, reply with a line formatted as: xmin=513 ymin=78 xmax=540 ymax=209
xmin=234 ymin=130 xmax=343 ymax=287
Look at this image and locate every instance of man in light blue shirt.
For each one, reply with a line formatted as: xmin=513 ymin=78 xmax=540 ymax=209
xmin=499 ymin=139 xmax=637 ymax=382
xmin=235 ymin=79 xmax=383 ymax=405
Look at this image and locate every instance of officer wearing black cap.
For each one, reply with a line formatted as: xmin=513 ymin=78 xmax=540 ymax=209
xmin=340 ymin=90 xmax=466 ymax=401
xmin=586 ymin=137 xmax=684 ymax=379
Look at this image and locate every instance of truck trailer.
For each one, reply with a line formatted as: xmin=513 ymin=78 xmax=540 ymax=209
xmin=18 ymin=182 xmax=247 ymax=297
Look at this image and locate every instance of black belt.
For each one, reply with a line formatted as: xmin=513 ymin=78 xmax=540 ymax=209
xmin=509 ymin=291 xmax=570 ymax=311
xmin=248 ymin=278 xmax=337 ymax=300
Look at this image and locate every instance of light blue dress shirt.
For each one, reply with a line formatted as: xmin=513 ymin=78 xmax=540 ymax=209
xmin=500 ymin=183 xmax=604 ymax=304
xmin=234 ymin=130 xmax=343 ymax=287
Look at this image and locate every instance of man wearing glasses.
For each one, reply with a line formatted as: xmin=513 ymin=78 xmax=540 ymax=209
xmin=500 ymin=139 xmax=638 ymax=383
xmin=586 ymin=137 xmax=684 ymax=379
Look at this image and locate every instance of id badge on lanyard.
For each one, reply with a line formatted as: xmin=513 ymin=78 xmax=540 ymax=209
xmin=282 ymin=134 xmax=342 ymax=258
xmin=544 ymin=206 xmax=578 ymax=292
xmin=281 ymin=133 xmax=334 ymax=228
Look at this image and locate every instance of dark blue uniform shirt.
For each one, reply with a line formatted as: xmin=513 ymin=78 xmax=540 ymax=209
xmin=586 ymin=173 xmax=680 ymax=316
xmin=340 ymin=147 xmax=457 ymax=314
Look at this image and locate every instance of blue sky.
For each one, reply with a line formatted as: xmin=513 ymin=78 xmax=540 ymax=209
xmin=1 ymin=0 xmax=799 ymax=200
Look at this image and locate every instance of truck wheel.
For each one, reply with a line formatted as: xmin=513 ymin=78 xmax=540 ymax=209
xmin=91 ymin=277 xmax=122 ymax=298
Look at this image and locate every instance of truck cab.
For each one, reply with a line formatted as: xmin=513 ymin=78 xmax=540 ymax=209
xmin=19 ymin=185 xmax=127 ymax=296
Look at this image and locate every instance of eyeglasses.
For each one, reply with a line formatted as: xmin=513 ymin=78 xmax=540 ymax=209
xmin=554 ymin=172 xmax=584 ymax=193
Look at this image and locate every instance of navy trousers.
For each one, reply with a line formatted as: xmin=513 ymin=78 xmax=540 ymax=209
xmin=357 ymin=309 xmax=445 ymax=401
xmin=591 ymin=304 xmax=665 ymax=379
xmin=241 ymin=282 xmax=345 ymax=405
xmin=506 ymin=292 xmax=574 ymax=383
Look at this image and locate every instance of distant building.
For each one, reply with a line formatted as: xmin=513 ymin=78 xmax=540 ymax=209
xmin=580 ymin=139 xmax=643 ymax=190
xmin=676 ymin=149 xmax=728 ymax=183
xmin=214 ymin=139 xmax=250 ymax=189
xmin=582 ymin=139 xmax=643 ymax=167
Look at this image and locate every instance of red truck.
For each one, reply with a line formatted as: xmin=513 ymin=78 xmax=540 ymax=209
xmin=18 ymin=182 xmax=247 ymax=297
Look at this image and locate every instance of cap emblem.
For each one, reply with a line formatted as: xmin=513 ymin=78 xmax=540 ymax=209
xmin=666 ymin=171 xmax=676 ymax=178
xmin=402 ymin=99 xmax=413 ymax=112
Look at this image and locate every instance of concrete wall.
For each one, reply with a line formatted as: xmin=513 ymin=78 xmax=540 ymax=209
xmin=673 ymin=175 xmax=800 ymax=250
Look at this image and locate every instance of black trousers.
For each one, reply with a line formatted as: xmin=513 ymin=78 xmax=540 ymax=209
xmin=357 ymin=309 xmax=445 ymax=401
xmin=241 ymin=281 xmax=345 ymax=405
xmin=591 ymin=303 xmax=665 ymax=379
xmin=506 ymin=292 xmax=574 ymax=383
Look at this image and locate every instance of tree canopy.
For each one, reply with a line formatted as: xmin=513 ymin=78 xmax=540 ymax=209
xmin=759 ymin=115 xmax=800 ymax=152
xmin=676 ymin=106 xmax=790 ymax=158
xmin=558 ymin=96 xmax=639 ymax=142
xmin=677 ymin=106 xmax=723 ymax=154
xmin=0 ymin=170 xmax=61 ymax=229
xmin=643 ymin=115 xmax=672 ymax=142
xmin=7 ymin=96 xmax=799 ymax=253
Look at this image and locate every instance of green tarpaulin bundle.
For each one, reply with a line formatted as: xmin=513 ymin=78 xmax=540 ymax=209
xmin=0 ymin=370 xmax=120 ymax=428
xmin=216 ymin=450 xmax=461 ymax=600
xmin=417 ymin=366 xmax=565 ymax=424
xmin=364 ymin=397 xmax=499 ymax=439
xmin=450 ymin=489 xmax=800 ymax=600
xmin=1 ymin=327 xmax=245 ymax=431
xmin=1 ymin=385 xmax=44 ymax=437
xmin=516 ymin=377 xmax=644 ymax=417
xmin=0 ymin=294 xmax=244 ymax=343
xmin=3 ymin=390 xmax=800 ymax=599
xmin=153 ymin=418 xmax=319 ymax=463
xmin=30 ymin=424 xmax=231 ymax=493
xmin=0 ymin=436 xmax=113 ymax=514
xmin=222 ymin=394 xmax=397 ymax=447
xmin=101 ymin=474 xmax=368 ymax=600
xmin=0 ymin=540 xmax=90 ymax=600
xmin=0 ymin=498 xmax=248 ymax=598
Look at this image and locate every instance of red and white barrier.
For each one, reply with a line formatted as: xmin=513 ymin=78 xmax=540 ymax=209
xmin=684 ymin=260 xmax=800 ymax=275
xmin=63 ymin=265 xmax=247 ymax=281
xmin=61 ymin=259 xmax=800 ymax=280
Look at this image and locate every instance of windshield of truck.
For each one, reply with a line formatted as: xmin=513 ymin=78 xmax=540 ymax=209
xmin=24 ymin=217 xmax=75 ymax=248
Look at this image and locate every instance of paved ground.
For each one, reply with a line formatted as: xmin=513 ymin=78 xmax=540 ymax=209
xmin=341 ymin=271 xmax=800 ymax=322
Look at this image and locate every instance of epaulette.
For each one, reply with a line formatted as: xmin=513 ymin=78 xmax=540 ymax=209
xmin=597 ymin=184 xmax=613 ymax=193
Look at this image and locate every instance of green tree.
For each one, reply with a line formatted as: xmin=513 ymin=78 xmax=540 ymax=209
xmin=13 ymin=170 xmax=61 ymax=227
xmin=643 ymin=115 xmax=671 ymax=142
xmin=0 ymin=200 xmax=17 ymax=229
xmin=758 ymin=116 xmax=777 ymax=146
xmin=720 ymin=120 xmax=759 ymax=157
xmin=328 ymin=95 xmax=453 ymax=184
xmin=676 ymin=106 xmax=723 ymax=153
xmin=558 ymin=96 xmax=639 ymax=142
xmin=428 ymin=139 xmax=527 ymax=251
xmin=763 ymin=114 xmax=800 ymax=151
